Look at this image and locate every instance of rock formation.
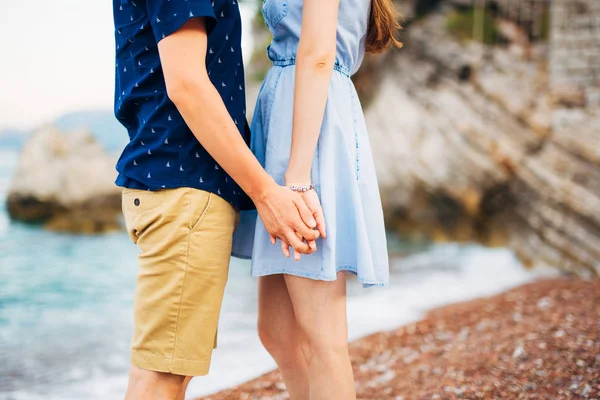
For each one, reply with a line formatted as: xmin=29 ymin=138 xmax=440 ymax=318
xmin=6 ymin=126 xmax=121 ymax=233
xmin=366 ymin=0 xmax=600 ymax=276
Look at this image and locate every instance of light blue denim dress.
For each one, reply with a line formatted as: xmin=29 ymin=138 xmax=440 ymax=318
xmin=232 ymin=0 xmax=389 ymax=287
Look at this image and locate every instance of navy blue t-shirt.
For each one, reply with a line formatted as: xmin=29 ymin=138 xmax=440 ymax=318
xmin=113 ymin=0 xmax=252 ymax=210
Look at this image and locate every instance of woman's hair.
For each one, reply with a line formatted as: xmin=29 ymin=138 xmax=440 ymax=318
xmin=365 ymin=0 xmax=403 ymax=54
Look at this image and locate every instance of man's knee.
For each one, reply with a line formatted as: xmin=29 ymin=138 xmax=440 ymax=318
xmin=128 ymin=366 xmax=186 ymax=393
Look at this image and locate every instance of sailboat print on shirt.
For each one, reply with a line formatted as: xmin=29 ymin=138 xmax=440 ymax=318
xmin=195 ymin=152 xmax=200 ymax=158
xmin=199 ymin=177 xmax=204 ymax=183
xmin=166 ymin=161 xmax=170 ymax=167
xmin=164 ymin=138 xmax=169 ymax=144
xmin=179 ymin=165 xmax=184 ymax=171
xmin=147 ymin=172 xmax=151 ymax=179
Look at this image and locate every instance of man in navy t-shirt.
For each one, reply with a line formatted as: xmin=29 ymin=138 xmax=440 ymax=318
xmin=113 ymin=0 xmax=319 ymax=397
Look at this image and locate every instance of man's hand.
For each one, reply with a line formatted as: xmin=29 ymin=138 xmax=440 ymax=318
xmin=253 ymin=183 xmax=320 ymax=255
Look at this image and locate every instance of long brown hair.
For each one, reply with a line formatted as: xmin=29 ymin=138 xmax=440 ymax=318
xmin=366 ymin=0 xmax=403 ymax=54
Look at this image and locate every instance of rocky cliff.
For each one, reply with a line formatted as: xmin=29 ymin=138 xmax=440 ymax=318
xmin=366 ymin=0 xmax=600 ymax=276
xmin=6 ymin=126 xmax=122 ymax=233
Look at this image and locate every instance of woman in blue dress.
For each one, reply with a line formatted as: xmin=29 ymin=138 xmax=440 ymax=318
xmin=233 ymin=0 xmax=401 ymax=397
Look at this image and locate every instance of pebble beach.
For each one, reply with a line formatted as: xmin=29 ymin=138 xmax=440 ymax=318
xmin=200 ymin=278 xmax=600 ymax=400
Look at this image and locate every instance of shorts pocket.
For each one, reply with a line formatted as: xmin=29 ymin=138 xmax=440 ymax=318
xmin=122 ymin=188 xmax=170 ymax=216
xmin=122 ymin=188 xmax=170 ymax=244
xmin=189 ymin=189 xmax=212 ymax=232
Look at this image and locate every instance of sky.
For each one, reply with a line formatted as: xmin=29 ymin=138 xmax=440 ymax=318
xmin=0 ymin=1 xmax=115 ymax=131
xmin=0 ymin=1 xmax=254 ymax=131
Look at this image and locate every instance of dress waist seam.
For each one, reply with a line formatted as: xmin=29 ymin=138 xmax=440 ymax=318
xmin=271 ymin=58 xmax=351 ymax=77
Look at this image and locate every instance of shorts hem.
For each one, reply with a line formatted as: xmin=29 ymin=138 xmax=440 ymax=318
xmin=131 ymin=350 xmax=212 ymax=377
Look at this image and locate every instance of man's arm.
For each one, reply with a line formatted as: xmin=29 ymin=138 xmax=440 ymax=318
xmin=158 ymin=18 xmax=318 ymax=253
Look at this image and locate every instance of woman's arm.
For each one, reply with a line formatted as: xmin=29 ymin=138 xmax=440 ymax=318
xmin=284 ymin=0 xmax=340 ymax=187
xmin=280 ymin=0 xmax=339 ymax=259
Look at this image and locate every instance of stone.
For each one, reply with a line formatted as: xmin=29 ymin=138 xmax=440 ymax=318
xmin=6 ymin=125 xmax=121 ymax=233
xmin=551 ymin=84 xmax=587 ymax=108
xmin=363 ymin=2 xmax=600 ymax=277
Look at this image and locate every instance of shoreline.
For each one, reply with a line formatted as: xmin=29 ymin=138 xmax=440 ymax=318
xmin=199 ymin=278 xmax=599 ymax=399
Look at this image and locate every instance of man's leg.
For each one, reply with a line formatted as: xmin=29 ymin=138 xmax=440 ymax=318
xmin=125 ymin=367 xmax=185 ymax=400
xmin=175 ymin=377 xmax=193 ymax=400
xmin=122 ymin=188 xmax=236 ymax=399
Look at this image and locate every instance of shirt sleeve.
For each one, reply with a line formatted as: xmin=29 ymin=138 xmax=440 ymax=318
xmin=146 ymin=0 xmax=217 ymax=43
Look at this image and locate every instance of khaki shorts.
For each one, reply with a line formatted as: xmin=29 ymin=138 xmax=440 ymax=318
xmin=122 ymin=187 xmax=236 ymax=376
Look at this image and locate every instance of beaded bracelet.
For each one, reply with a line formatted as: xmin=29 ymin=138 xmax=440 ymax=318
xmin=288 ymin=183 xmax=316 ymax=193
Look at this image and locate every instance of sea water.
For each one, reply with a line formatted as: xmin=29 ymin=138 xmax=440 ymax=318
xmin=0 ymin=147 xmax=551 ymax=400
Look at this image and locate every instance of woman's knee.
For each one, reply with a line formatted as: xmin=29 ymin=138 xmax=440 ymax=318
xmin=257 ymin=317 xmax=278 ymax=353
xmin=258 ymin=317 xmax=303 ymax=360
xmin=297 ymin=323 xmax=349 ymax=363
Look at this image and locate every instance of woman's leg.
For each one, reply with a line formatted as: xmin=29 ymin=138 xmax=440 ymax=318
xmin=284 ymin=272 xmax=355 ymax=400
xmin=258 ymin=275 xmax=310 ymax=399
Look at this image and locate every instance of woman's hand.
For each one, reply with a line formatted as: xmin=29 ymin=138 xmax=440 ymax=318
xmin=299 ymin=189 xmax=326 ymax=239
xmin=273 ymin=187 xmax=326 ymax=260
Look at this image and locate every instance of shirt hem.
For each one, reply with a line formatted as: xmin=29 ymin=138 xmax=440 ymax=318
xmin=115 ymin=178 xmax=255 ymax=211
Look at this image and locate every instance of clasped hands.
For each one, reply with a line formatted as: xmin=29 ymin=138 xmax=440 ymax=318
xmin=254 ymin=183 xmax=326 ymax=261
